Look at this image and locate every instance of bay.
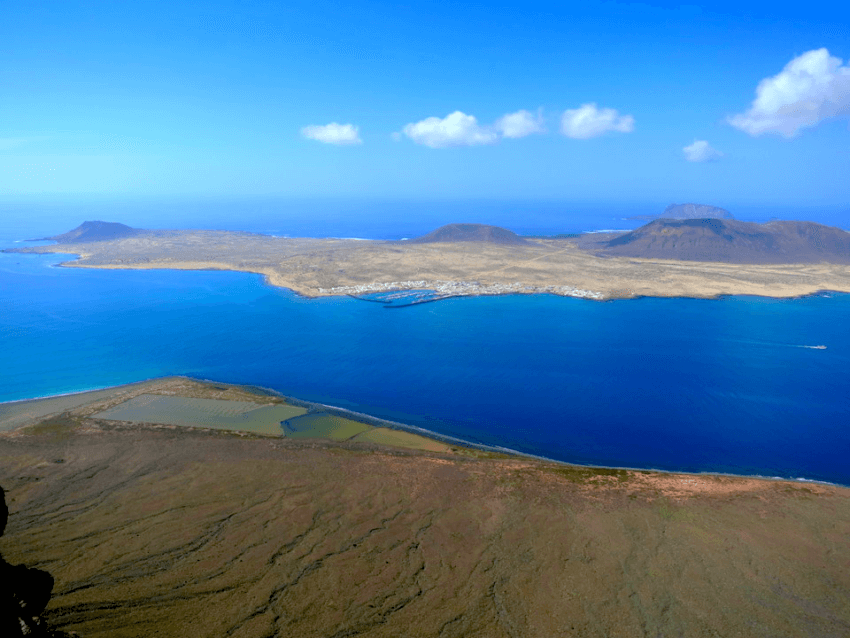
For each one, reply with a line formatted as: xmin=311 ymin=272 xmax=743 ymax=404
xmin=2 ymin=248 xmax=849 ymax=485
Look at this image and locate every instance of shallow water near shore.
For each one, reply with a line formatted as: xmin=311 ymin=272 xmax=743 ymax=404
xmin=2 ymin=247 xmax=849 ymax=485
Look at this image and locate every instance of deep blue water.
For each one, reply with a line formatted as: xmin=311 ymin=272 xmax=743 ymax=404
xmin=2 ymin=246 xmax=849 ymax=485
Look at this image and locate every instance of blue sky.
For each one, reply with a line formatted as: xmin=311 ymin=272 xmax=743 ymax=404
xmin=1 ymin=0 xmax=848 ymax=210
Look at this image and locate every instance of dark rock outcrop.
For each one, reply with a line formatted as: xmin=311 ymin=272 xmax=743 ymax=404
xmin=598 ymin=218 xmax=850 ymax=264
xmin=408 ymin=223 xmax=530 ymax=245
xmin=0 ymin=486 xmax=71 ymax=637
xmin=45 ymin=221 xmax=140 ymax=244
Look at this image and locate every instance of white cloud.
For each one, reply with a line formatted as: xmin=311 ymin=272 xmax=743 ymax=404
xmin=494 ymin=109 xmax=545 ymax=138
xmin=300 ymin=122 xmax=362 ymax=145
xmin=683 ymin=139 xmax=723 ymax=162
xmin=560 ymin=103 xmax=634 ymax=139
xmin=728 ymin=48 xmax=850 ymax=137
xmin=401 ymin=111 xmax=498 ymax=148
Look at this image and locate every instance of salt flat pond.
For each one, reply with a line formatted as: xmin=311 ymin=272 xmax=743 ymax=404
xmin=94 ymin=394 xmax=307 ymax=436
xmin=88 ymin=391 xmax=448 ymax=451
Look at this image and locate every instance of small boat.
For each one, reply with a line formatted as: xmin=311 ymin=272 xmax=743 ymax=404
xmin=806 ymin=345 xmax=827 ymax=350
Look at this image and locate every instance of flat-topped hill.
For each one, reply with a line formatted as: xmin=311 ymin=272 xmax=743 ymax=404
xmin=408 ymin=223 xmax=530 ymax=245
xmin=628 ymin=202 xmax=733 ymax=221
xmin=661 ymin=203 xmax=733 ymax=220
xmin=46 ymin=220 xmax=141 ymax=243
xmin=599 ymin=218 xmax=850 ymax=263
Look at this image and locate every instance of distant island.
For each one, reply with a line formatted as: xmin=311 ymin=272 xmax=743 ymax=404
xmin=627 ymin=202 xmax=733 ymax=221
xmin=38 ymin=220 xmax=142 ymax=243
xmin=6 ymin=218 xmax=850 ymax=301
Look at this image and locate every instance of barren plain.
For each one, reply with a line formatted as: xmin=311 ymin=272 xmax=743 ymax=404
xmin=1 ymin=378 xmax=849 ymax=637
xmin=10 ymin=229 xmax=850 ymax=300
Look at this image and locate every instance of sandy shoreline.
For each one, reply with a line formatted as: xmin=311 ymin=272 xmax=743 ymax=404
xmin=2 ymin=376 xmax=844 ymax=487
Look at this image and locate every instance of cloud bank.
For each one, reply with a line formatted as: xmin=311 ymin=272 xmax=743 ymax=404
xmin=301 ymin=123 xmax=362 ymax=145
xmin=728 ymin=48 xmax=850 ymax=137
xmin=401 ymin=109 xmax=545 ymax=148
xmin=402 ymin=111 xmax=497 ymax=148
xmin=560 ymin=103 xmax=635 ymax=139
xmin=683 ymin=140 xmax=723 ymax=162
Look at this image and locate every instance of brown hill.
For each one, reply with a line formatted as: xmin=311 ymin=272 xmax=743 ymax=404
xmin=46 ymin=221 xmax=140 ymax=243
xmin=409 ymin=223 xmax=530 ymax=245
xmin=598 ymin=218 xmax=850 ymax=264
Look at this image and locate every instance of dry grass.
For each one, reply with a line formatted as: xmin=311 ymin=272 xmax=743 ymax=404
xmin=1 ymin=424 xmax=848 ymax=638
xmin=351 ymin=427 xmax=451 ymax=452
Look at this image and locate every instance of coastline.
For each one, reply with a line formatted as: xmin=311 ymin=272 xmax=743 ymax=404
xmin=0 ymin=378 xmax=159 ymax=407
xmin=51 ymin=255 xmax=850 ymax=304
xmin=4 ymin=242 xmax=849 ymax=486
xmin=3 ymin=376 xmax=845 ymax=488
xmin=8 ymin=244 xmax=850 ymax=302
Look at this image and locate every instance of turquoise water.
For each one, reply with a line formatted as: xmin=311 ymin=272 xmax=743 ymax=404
xmin=2 ymin=248 xmax=849 ymax=485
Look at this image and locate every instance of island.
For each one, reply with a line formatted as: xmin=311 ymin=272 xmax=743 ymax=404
xmin=1 ymin=377 xmax=848 ymax=637
xmin=6 ymin=219 xmax=850 ymax=302
xmin=627 ymin=202 xmax=734 ymax=221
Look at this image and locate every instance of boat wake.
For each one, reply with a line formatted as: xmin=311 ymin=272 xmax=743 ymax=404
xmin=724 ymin=337 xmax=828 ymax=350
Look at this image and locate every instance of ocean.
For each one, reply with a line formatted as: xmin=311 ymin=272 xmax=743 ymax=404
xmin=2 ymin=218 xmax=849 ymax=485
xmin=2 ymin=196 xmax=848 ymax=241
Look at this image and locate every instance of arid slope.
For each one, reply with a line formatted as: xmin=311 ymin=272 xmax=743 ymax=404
xmin=0 ymin=380 xmax=848 ymax=638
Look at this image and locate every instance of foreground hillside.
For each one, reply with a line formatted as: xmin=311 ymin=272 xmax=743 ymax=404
xmin=1 ymin=380 xmax=848 ymax=637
